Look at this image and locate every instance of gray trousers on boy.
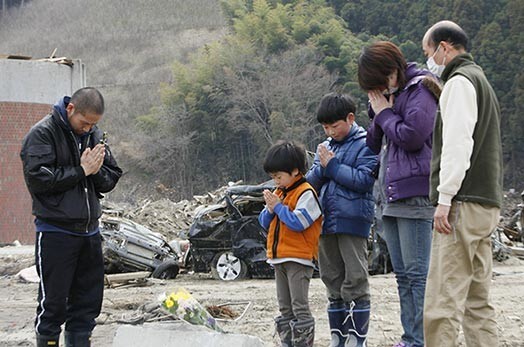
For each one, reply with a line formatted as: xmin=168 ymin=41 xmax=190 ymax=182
xmin=319 ymin=233 xmax=370 ymax=303
xmin=274 ymin=261 xmax=314 ymax=321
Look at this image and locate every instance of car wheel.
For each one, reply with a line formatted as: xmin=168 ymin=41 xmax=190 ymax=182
xmin=211 ymin=251 xmax=247 ymax=281
xmin=152 ymin=260 xmax=179 ymax=279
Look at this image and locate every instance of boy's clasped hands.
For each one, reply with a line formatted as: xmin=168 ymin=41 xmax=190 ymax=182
xmin=263 ymin=189 xmax=281 ymax=213
xmin=317 ymin=144 xmax=335 ymax=168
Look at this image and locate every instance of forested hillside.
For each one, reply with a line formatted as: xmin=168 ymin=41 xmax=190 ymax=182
xmin=327 ymin=0 xmax=524 ymax=189
xmin=1 ymin=0 xmax=522 ymax=201
xmin=0 ymin=0 xmax=227 ymax=200
xmin=135 ymin=0 xmax=524 ymax=199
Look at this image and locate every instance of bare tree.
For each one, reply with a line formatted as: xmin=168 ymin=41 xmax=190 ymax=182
xmin=223 ymin=46 xmax=334 ymax=149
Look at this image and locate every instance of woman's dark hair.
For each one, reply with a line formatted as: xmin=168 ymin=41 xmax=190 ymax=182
xmin=428 ymin=21 xmax=469 ymax=51
xmin=263 ymin=140 xmax=307 ymax=175
xmin=316 ymin=93 xmax=356 ymax=124
xmin=358 ymin=41 xmax=407 ymax=91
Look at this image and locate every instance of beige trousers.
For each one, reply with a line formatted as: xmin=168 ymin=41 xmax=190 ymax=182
xmin=424 ymin=201 xmax=499 ymax=347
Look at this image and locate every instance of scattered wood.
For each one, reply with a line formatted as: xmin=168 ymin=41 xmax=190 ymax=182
xmin=207 ymin=301 xmax=252 ymax=322
xmin=0 ymin=54 xmax=32 ymax=60
xmin=104 ymin=271 xmax=151 ymax=289
xmin=36 ymin=57 xmax=74 ymax=66
xmin=206 ymin=305 xmax=238 ymax=320
xmin=0 ymin=52 xmax=73 ymax=66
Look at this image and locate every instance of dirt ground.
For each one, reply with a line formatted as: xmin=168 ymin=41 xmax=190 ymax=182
xmin=1 ymin=249 xmax=524 ymax=347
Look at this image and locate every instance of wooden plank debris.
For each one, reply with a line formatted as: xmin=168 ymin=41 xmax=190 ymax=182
xmin=36 ymin=57 xmax=74 ymax=66
xmin=0 ymin=54 xmax=32 ymax=60
xmin=105 ymin=271 xmax=151 ymax=289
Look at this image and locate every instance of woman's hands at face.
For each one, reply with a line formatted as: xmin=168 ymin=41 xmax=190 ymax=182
xmin=368 ymin=90 xmax=394 ymax=115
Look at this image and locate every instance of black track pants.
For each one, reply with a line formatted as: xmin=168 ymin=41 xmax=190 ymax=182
xmin=34 ymin=232 xmax=104 ymax=336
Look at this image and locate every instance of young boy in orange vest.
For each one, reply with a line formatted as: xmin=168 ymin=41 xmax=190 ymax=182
xmin=259 ymin=140 xmax=322 ymax=347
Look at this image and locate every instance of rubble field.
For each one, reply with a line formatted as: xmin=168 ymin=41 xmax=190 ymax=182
xmin=0 ymin=253 xmax=523 ymax=346
xmin=1 ymin=188 xmax=523 ymax=346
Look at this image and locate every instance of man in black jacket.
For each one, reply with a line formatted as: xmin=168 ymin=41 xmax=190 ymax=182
xmin=20 ymin=87 xmax=122 ymax=347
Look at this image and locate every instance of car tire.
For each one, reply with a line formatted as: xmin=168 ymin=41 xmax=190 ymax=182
xmin=211 ymin=251 xmax=247 ymax=281
xmin=152 ymin=260 xmax=179 ymax=279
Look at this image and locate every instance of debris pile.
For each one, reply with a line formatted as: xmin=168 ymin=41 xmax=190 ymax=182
xmin=103 ymin=181 xmax=242 ymax=240
xmin=104 ymin=185 xmax=524 ymax=263
xmin=501 ymin=190 xmax=523 ymax=219
xmin=495 ymin=190 xmax=524 ymax=260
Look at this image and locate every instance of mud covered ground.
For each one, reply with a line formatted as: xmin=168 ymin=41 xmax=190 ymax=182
xmin=1 ymin=248 xmax=523 ymax=347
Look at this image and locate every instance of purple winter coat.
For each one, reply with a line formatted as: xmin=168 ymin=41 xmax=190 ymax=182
xmin=366 ymin=63 xmax=438 ymax=203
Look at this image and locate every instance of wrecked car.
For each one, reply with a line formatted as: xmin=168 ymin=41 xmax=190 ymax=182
xmin=185 ymin=183 xmax=276 ymax=281
xmin=183 ymin=182 xmax=391 ymax=281
xmin=100 ymin=217 xmax=180 ymax=279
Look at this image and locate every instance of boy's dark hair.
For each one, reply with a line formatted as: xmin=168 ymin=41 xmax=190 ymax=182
xmin=71 ymin=87 xmax=105 ymax=115
xmin=263 ymin=140 xmax=307 ymax=175
xmin=316 ymin=93 xmax=356 ymax=124
xmin=358 ymin=41 xmax=407 ymax=91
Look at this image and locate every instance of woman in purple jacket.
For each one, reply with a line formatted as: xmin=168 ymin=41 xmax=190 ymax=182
xmin=358 ymin=41 xmax=440 ymax=347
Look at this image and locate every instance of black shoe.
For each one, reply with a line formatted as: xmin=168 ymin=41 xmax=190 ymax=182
xmin=36 ymin=334 xmax=60 ymax=347
xmin=64 ymin=331 xmax=91 ymax=347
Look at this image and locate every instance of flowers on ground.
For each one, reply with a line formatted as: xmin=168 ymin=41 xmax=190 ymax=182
xmin=159 ymin=288 xmax=220 ymax=331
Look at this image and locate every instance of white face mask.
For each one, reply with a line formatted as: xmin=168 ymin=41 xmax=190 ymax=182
xmin=427 ymin=44 xmax=446 ymax=77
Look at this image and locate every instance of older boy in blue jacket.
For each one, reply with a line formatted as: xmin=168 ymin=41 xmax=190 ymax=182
xmin=306 ymin=93 xmax=378 ymax=347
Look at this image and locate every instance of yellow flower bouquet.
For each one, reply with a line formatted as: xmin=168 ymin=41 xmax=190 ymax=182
xmin=159 ymin=288 xmax=221 ymax=331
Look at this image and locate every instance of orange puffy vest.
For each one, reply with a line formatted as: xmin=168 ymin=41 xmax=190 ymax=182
xmin=266 ymin=181 xmax=322 ymax=260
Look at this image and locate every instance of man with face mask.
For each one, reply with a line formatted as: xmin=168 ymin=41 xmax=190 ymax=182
xmin=422 ymin=21 xmax=502 ymax=347
xmin=20 ymin=87 xmax=122 ymax=347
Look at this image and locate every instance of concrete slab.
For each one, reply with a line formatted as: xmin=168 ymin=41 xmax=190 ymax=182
xmin=112 ymin=321 xmax=267 ymax=347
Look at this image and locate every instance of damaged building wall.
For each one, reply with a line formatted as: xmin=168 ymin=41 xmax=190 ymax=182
xmin=0 ymin=58 xmax=85 ymax=244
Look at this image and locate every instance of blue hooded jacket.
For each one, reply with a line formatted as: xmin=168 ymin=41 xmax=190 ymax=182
xmin=306 ymin=123 xmax=378 ymax=238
